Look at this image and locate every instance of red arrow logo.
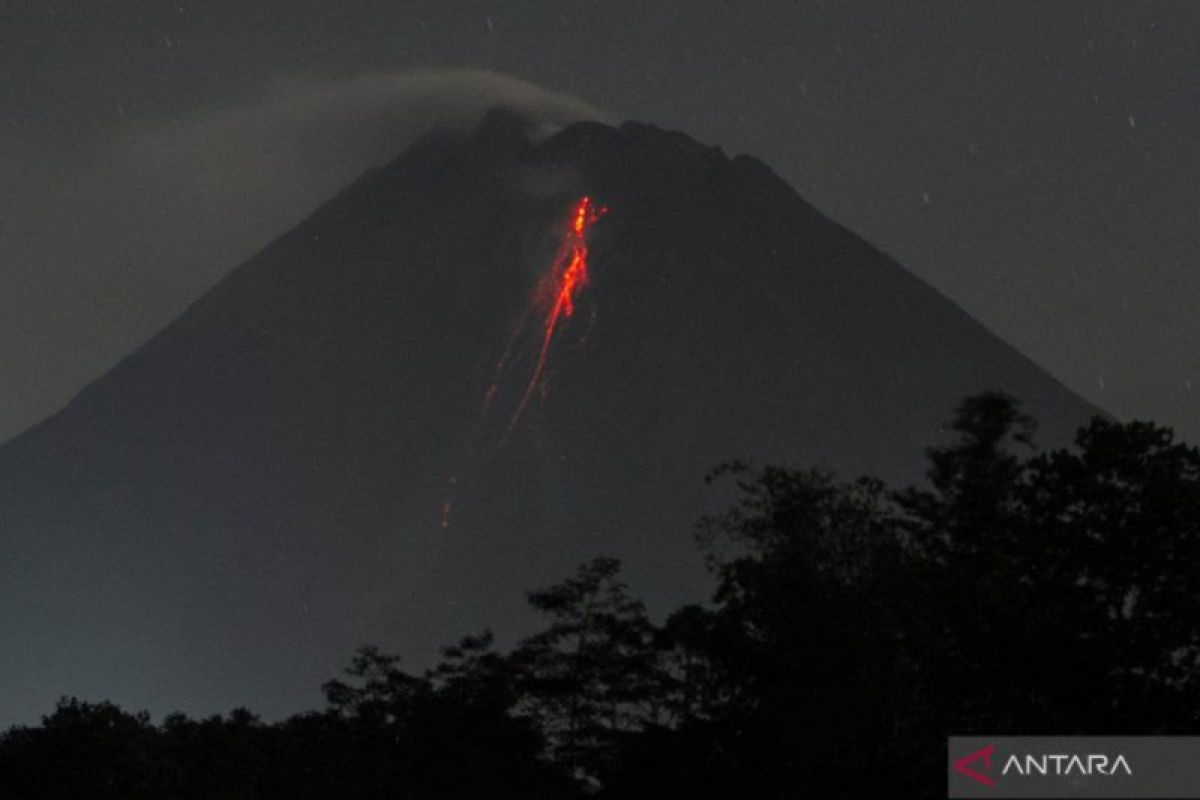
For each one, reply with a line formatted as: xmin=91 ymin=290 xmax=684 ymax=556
xmin=954 ymin=743 xmax=996 ymax=787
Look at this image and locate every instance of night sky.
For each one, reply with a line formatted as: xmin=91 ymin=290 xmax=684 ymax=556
xmin=2 ymin=2 xmax=1198 ymax=444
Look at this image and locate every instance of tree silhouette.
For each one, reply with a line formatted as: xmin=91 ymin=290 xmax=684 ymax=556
xmin=0 ymin=699 xmax=159 ymax=799
xmin=512 ymin=556 xmax=663 ymax=781
xmin=678 ymin=465 xmax=917 ymax=795
xmin=2 ymin=393 xmax=1198 ymax=797
xmin=319 ymin=638 xmax=575 ymax=797
xmin=603 ymin=393 xmax=1200 ymax=795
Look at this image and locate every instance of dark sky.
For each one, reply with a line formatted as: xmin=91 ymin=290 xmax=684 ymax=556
xmin=2 ymin=1 xmax=1198 ymax=443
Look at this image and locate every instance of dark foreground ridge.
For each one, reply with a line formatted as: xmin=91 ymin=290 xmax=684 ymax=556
xmin=0 ymin=107 xmax=1100 ymax=722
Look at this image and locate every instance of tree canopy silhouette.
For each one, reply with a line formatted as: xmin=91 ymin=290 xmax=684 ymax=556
xmin=2 ymin=392 xmax=1197 ymax=797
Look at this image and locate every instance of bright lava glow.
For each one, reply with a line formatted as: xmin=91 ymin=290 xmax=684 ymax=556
xmin=502 ymin=196 xmax=606 ymax=439
xmin=440 ymin=196 xmax=606 ymax=529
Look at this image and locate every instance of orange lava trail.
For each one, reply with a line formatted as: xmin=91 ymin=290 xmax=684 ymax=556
xmin=440 ymin=197 xmax=605 ymax=529
xmin=501 ymin=196 xmax=606 ymax=441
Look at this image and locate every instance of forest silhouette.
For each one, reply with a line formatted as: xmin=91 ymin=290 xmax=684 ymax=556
xmin=3 ymin=392 xmax=1198 ymax=798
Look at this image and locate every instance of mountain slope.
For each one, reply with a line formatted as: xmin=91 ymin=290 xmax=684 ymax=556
xmin=0 ymin=110 xmax=1101 ymax=722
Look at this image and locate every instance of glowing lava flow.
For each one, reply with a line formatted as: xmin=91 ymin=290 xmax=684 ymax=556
xmin=440 ymin=196 xmax=605 ymax=530
xmin=501 ymin=196 xmax=606 ymax=439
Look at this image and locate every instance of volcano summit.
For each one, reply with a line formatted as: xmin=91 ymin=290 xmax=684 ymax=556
xmin=0 ymin=109 xmax=1098 ymax=722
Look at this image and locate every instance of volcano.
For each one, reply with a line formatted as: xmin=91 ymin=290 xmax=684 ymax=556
xmin=0 ymin=109 xmax=1099 ymax=722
